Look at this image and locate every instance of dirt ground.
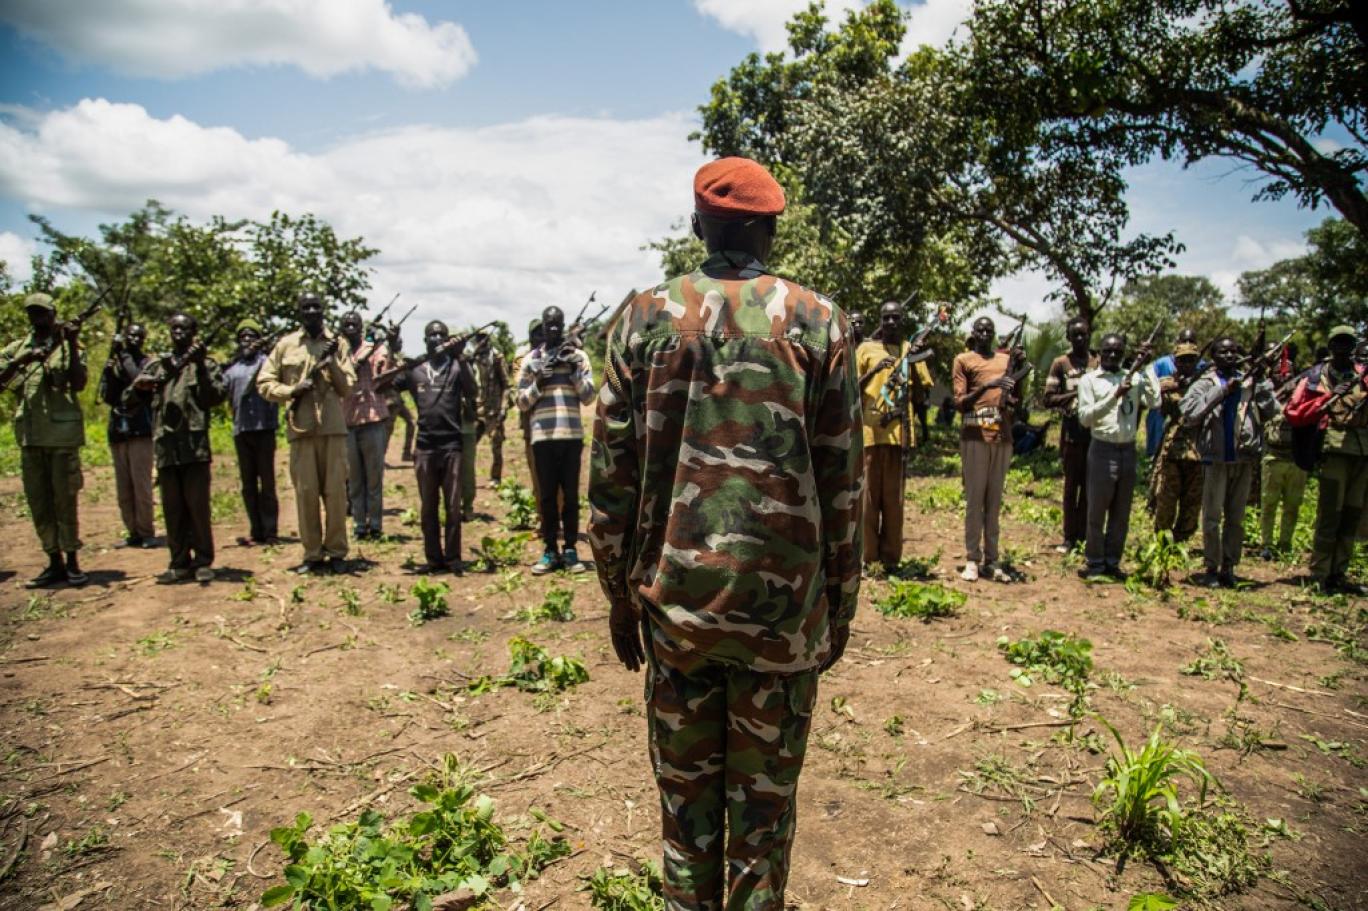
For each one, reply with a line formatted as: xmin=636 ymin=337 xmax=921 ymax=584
xmin=0 ymin=418 xmax=1364 ymax=911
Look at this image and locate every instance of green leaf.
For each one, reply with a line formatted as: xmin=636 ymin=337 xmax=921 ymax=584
xmin=260 ymin=885 xmax=295 ymax=907
xmin=1128 ymin=894 xmax=1178 ymax=911
xmin=410 ymin=783 xmax=439 ymax=803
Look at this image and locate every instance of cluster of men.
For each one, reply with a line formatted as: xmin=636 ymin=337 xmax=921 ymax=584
xmin=3 ymin=153 xmax=1365 ymax=911
xmin=1 ymin=288 xmax=532 ymax=586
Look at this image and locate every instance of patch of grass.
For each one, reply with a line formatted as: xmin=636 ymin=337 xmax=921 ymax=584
xmin=1005 ymin=497 xmax=1063 ymax=529
xmin=1126 ymin=531 xmax=1191 ymax=595
xmin=1181 ymin=638 xmax=1246 ymax=698
xmin=468 ymin=637 xmax=588 ymax=695
xmin=338 ymin=588 xmax=363 ymax=617
xmin=1092 ymin=718 xmax=1215 ymax=851
xmin=408 ymin=578 xmax=451 ymax=626
xmin=470 ymin=533 xmax=532 ymax=572
xmin=515 ymin=586 xmax=575 ymax=623
xmin=582 ymin=860 xmax=665 ymax=910
xmin=891 ymin=548 xmax=942 ymax=579
xmin=63 ymin=826 xmax=111 ymax=858
xmin=209 ymin=489 xmax=241 ymax=522
xmin=134 ymin=631 xmax=176 ymax=656
xmin=496 ymin=479 xmax=537 ymax=530
xmin=959 ymin=753 xmax=1038 ymax=812
xmin=998 ymin=630 xmax=1093 ymax=717
xmin=908 ymin=481 xmax=963 ymax=513
xmin=873 ymin=580 xmax=964 ymax=621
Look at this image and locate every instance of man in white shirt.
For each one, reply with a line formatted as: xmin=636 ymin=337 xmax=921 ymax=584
xmin=1076 ymin=333 xmax=1156 ymax=579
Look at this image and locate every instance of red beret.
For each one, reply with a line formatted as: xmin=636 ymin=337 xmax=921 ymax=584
xmin=693 ymin=157 xmax=786 ymax=218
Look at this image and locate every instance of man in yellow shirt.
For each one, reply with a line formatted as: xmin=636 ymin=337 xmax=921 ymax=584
xmin=855 ymin=300 xmax=930 ymax=570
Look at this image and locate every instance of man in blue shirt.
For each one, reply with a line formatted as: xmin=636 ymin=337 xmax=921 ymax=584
xmin=223 ymin=320 xmax=280 ymax=545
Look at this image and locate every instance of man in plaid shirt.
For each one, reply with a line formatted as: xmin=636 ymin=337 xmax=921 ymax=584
xmin=515 ymin=305 xmax=595 ymax=574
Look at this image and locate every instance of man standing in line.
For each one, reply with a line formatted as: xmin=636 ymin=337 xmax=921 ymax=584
xmin=339 ymin=310 xmax=392 ymax=540
xmin=0 ymin=293 xmax=89 ymax=588
xmin=952 ymin=316 xmax=1016 ymax=583
xmin=460 ymin=350 xmax=480 ymax=519
xmin=99 ymin=322 xmax=156 ymax=548
xmin=1145 ymin=328 xmax=1200 ymax=459
xmin=129 ymin=313 xmax=227 ymax=583
xmin=1042 ymin=317 xmax=1096 ymax=553
xmin=516 ymin=319 xmax=544 ymax=500
xmin=1075 ymin=333 xmax=1156 ymax=579
xmin=856 ymin=300 xmax=909 ymax=571
xmin=223 ymin=319 xmax=280 ymax=546
xmin=516 ymin=306 xmax=595 ymax=575
xmin=391 ymin=321 xmax=477 ymax=574
xmin=475 ymin=331 xmax=510 ymax=486
xmin=1149 ymin=342 xmax=1205 ymax=544
xmin=1180 ymin=336 xmax=1276 ymax=587
xmin=382 ymin=323 xmax=416 ymax=463
xmin=1285 ymin=326 xmax=1367 ymax=594
xmin=848 ymin=311 xmax=865 ymax=348
xmin=1258 ymin=379 xmax=1307 ymax=560
xmin=589 ymin=156 xmax=862 ymax=910
xmin=257 ymin=292 xmax=356 ymax=575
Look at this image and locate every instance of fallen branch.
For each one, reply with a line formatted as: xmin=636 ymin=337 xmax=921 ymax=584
xmin=0 ymin=655 xmax=49 ymax=665
xmin=1272 ymin=702 xmax=1368 ymax=730
xmin=140 ymin=751 xmax=207 ymax=782
xmin=1250 ymin=675 xmax=1333 ymax=697
xmin=982 ymin=720 xmax=1076 ymax=734
xmin=23 ymin=755 xmax=111 ymax=783
xmin=223 ymin=634 xmax=268 ymax=654
xmin=0 ymin=818 xmax=28 ymax=882
xmin=1031 ymin=874 xmax=1064 ymax=910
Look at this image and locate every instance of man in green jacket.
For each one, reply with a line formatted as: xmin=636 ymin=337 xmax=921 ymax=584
xmin=129 ymin=313 xmax=229 ymax=583
xmin=0 ymin=293 xmax=89 ymax=588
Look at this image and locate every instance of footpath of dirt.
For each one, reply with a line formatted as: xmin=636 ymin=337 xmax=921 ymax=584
xmin=0 ymin=420 xmax=1364 ymax=911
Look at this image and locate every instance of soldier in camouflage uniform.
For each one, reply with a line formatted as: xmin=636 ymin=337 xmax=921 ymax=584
xmin=0 ymin=293 xmax=89 ymax=588
xmin=1149 ymin=342 xmax=1204 ymax=543
xmin=474 ymin=331 xmax=510 ymax=485
xmin=129 ymin=313 xmax=229 ymax=583
xmin=1258 ymin=381 xmax=1306 ymax=559
xmin=589 ymin=157 xmax=863 ymax=910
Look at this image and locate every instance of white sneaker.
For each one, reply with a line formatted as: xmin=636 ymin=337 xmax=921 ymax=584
xmin=961 ymin=561 xmax=979 ymax=582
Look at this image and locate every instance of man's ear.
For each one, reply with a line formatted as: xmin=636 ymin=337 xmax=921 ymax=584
xmin=765 ymin=215 xmax=777 ymax=237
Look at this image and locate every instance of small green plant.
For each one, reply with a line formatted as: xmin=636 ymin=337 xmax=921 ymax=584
xmin=338 ymin=588 xmax=363 ymax=616
xmin=874 ymin=580 xmax=965 ymax=621
xmin=134 ymin=631 xmax=176 ymax=656
xmin=892 ymin=548 xmax=942 ymax=579
xmin=63 ymin=826 xmax=111 ymax=857
xmin=377 ymin=582 xmax=405 ymax=605
xmin=1092 ymin=717 xmax=1216 ymax=853
xmin=998 ymin=630 xmax=1093 ymax=716
xmin=583 ymin=860 xmax=665 ymax=910
xmin=1126 ymin=531 xmax=1191 ymax=593
xmin=516 ymin=586 xmax=576 ymax=623
xmin=909 ymin=481 xmax=962 ymax=513
xmin=469 ymin=637 xmax=589 ymax=695
xmin=289 ymin=585 xmax=306 ymax=604
xmin=1181 ymin=638 xmax=1247 ymax=700
xmin=1128 ymin=894 xmax=1178 ymax=911
xmin=400 ymin=506 xmax=419 ymax=527
xmin=496 ymin=479 xmax=537 ymax=530
xmin=470 ymin=533 xmax=532 ymax=572
xmin=408 ymin=578 xmax=451 ymax=626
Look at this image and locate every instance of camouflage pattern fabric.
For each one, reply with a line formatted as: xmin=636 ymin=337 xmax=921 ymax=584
xmin=1150 ymin=457 xmax=1203 ymax=542
xmin=588 ymin=250 xmax=863 ymax=676
xmin=477 ymin=348 xmax=509 ymax=481
xmin=645 ymin=631 xmax=817 ymax=911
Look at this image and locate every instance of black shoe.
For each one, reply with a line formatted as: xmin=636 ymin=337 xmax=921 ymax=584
xmin=1218 ymin=570 xmax=1237 ymax=588
xmin=449 ymin=560 xmax=465 ymax=577
xmin=1104 ymin=564 xmax=1123 ymax=579
xmin=1077 ymin=567 xmax=1109 ymax=580
xmin=1258 ymin=547 xmax=1274 ymax=561
xmin=292 ymin=561 xmax=328 ymax=575
xmin=329 ymin=557 xmax=347 ymax=575
xmin=1327 ymin=576 xmax=1368 ymax=596
xmin=1195 ymin=569 xmax=1222 ymax=589
xmin=118 ymin=535 xmax=144 ymax=549
xmin=25 ymin=557 xmax=67 ymax=589
xmin=64 ymin=553 xmax=88 ymax=586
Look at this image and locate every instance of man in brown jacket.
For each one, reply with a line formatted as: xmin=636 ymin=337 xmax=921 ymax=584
xmin=257 ymin=292 xmax=356 ymax=575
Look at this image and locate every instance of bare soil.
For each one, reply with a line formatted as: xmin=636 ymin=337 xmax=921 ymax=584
xmin=0 ymin=422 xmax=1364 ymax=910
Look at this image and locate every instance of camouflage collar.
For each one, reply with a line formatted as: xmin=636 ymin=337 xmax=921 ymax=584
xmin=702 ymin=250 xmax=770 ymax=279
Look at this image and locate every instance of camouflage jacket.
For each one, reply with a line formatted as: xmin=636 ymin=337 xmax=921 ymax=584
xmin=476 ymin=349 xmax=509 ymax=422
xmin=127 ymin=355 xmax=228 ymax=468
xmin=1156 ymin=373 xmax=1201 ymax=463
xmin=588 ymin=251 xmax=864 ymax=675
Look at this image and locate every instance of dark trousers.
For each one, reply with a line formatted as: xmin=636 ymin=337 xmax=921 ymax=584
xmin=415 ymin=448 xmax=462 ymax=568
xmin=161 ymin=461 xmax=213 ymax=570
xmin=1085 ymin=440 xmax=1136 ymax=573
xmin=1060 ymin=434 xmax=1090 ymax=547
xmin=533 ymin=439 xmax=581 ymax=552
xmin=234 ymin=429 xmax=278 ymax=541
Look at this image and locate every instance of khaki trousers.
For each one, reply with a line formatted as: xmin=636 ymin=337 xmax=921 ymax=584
xmin=961 ymin=439 xmax=1012 ymax=564
xmin=112 ymin=437 xmax=155 ymax=540
xmin=22 ymin=446 xmax=82 ymax=554
xmin=289 ymin=434 xmax=349 ymax=562
xmin=863 ymin=444 xmax=904 ymax=567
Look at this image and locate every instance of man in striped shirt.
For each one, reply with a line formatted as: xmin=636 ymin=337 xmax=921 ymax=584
xmin=515 ymin=305 xmax=596 ymax=574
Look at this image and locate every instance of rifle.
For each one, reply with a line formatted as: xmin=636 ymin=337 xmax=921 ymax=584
xmin=386 ymin=303 xmax=419 ymax=337
xmin=1119 ymin=319 xmax=1164 ymax=387
xmin=998 ymin=312 xmax=1032 ymax=408
xmin=2 ymin=284 xmax=114 ymax=394
xmin=563 ymin=300 xmax=612 ymax=353
xmin=875 ymin=305 xmax=949 ymax=428
xmin=373 ymin=321 xmax=498 ymax=388
xmin=366 ymin=293 xmax=400 ymax=338
xmin=289 ymin=328 xmax=345 ymax=416
xmin=570 ymin=291 xmax=597 ymax=330
xmin=143 ymin=322 xmax=230 ymax=390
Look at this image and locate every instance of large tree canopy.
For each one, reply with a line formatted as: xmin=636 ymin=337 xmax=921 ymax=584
xmin=1237 ymin=217 xmax=1368 ymax=346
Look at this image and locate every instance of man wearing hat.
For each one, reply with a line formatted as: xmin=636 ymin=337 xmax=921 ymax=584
xmin=0 ymin=293 xmax=90 ymax=587
xmin=257 ymin=292 xmax=356 ymax=575
xmin=589 ymin=156 xmax=863 ymax=909
xmin=1149 ymin=341 xmax=1204 ymax=543
xmin=99 ymin=321 xmax=157 ymax=548
xmin=224 ymin=319 xmax=281 ymax=545
xmin=1287 ymin=325 xmax=1368 ymax=594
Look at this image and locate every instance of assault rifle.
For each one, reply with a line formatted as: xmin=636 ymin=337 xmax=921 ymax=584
xmin=1119 ymin=319 xmax=1164 ymax=388
xmin=998 ymin=311 xmax=1031 ymax=408
xmin=373 ymin=321 xmax=499 ymax=388
xmin=875 ymin=305 xmax=949 ymax=428
xmin=1 ymin=284 xmax=114 ymax=394
xmin=142 ymin=321 xmax=230 ymax=390
xmin=366 ymin=293 xmax=400 ymax=339
xmin=289 ymin=328 xmax=345 ymax=415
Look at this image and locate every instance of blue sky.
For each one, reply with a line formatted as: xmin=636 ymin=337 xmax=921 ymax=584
xmin=0 ymin=0 xmax=1332 ymax=341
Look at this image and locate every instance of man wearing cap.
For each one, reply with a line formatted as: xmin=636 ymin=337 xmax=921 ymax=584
xmin=128 ymin=313 xmax=228 ymax=583
xmin=1149 ymin=342 xmax=1204 ymax=543
xmin=1179 ymin=336 xmax=1277 ymax=587
xmin=1286 ymin=325 xmax=1368 ymax=594
xmin=0 ymin=293 xmax=90 ymax=587
xmin=590 ymin=157 xmax=863 ymax=909
xmin=340 ymin=310 xmax=393 ymax=540
xmin=257 ymin=292 xmax=356 ymax=575
xmin=224 ymin=319 xmax=280 ymax=545
xmin=1145 ymin=328 xmax=1201 ymax=458
xmin=99 ymin=321 xmax=157 ymax=548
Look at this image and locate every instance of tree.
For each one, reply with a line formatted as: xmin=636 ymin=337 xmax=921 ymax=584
xmin=1237 ymin=217 xmax=1368 ymax=346
xmin=1096 ymin=274 xmax=1243 ymax=353
xmin=965 ymin=0 xmax=1368 ymax=236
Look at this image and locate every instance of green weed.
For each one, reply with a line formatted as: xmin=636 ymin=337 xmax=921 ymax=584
xmin=998 ymin=630 xmax=1093 ymax=717
xmin=1092 ymin=718 xmax=1215 ymax=853
xmin=908 ymin=481 xmax=962 ymax=513
xmin=515 ymin=586 xmax=575 ymax=623
xmin=468 ymin=637 xmax=588 ymax=695
xmin=582 ymin=860 xmax=665 ymax=910
xmin=496 ymin=479 xmax=537 ymax=530
xmin=1126 ymin=531 xmax=1191 ymax=594
xmin=408 ymin=578 xmax=451 ymax=626
xmin=874 ymin=580 xmax=965 ymax=621
xmin=470 ymin=533 xmax=532 ymax=572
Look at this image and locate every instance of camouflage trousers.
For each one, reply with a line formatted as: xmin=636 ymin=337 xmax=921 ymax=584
xmin=486 ymin=414 xmax=505 ymax=483
xmin=1150 ymin=457 xmax=1203 ymax=543
xmin=646 ymin=640 xmax=818 ymax=911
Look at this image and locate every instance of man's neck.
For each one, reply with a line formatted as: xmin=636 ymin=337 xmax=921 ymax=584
xmin=303 ymin=326 xmax=323 ymax=339
xmin=972 ymin=344 xmax=993 ymax=358
xmin=1069 ymin=345 xmax=1088 ymax=361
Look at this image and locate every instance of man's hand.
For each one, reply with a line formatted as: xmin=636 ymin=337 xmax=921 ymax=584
xmin=537 ymin=359 xmax=555 ymax=380
xmin=292 ymin=378 xmax=314 ymax=398
xmin=1332 ymin=380 xmax=1355 ymax=398
xmin=989 ymin=375 xmax=1015 ymax=394
xmin=188 ymin=342 xmax=207 ymax=364
xmin=608 ymin=600 xmax=644 ymax=672
xmin=820 ymin=622 xmax=850 ymax=674
xmin=132 ymin=373 xmax=160 ymax=392
xmin=1115 ymin=378 xmax=1133 ymax=399
xmin=877 ymin=356 xmax=896 ymax=372
xmin=321 ymin=338 xmax=339 ymax=360
xmin=1136 ymin=342 xmax=1153 ymax=363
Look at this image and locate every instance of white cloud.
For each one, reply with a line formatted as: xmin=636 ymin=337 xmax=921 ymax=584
xmin=694 ymin=0 xmax=862 ymax=52
xmin=0 ymin=0 xmax=476 ymax=88
xmin=0 ymin=99 xmax=704 ymax=338
xmin=902 ymin=0 xmax=972 ymax=50
xmin=0 ymin=231 xmax=36 ymax=285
